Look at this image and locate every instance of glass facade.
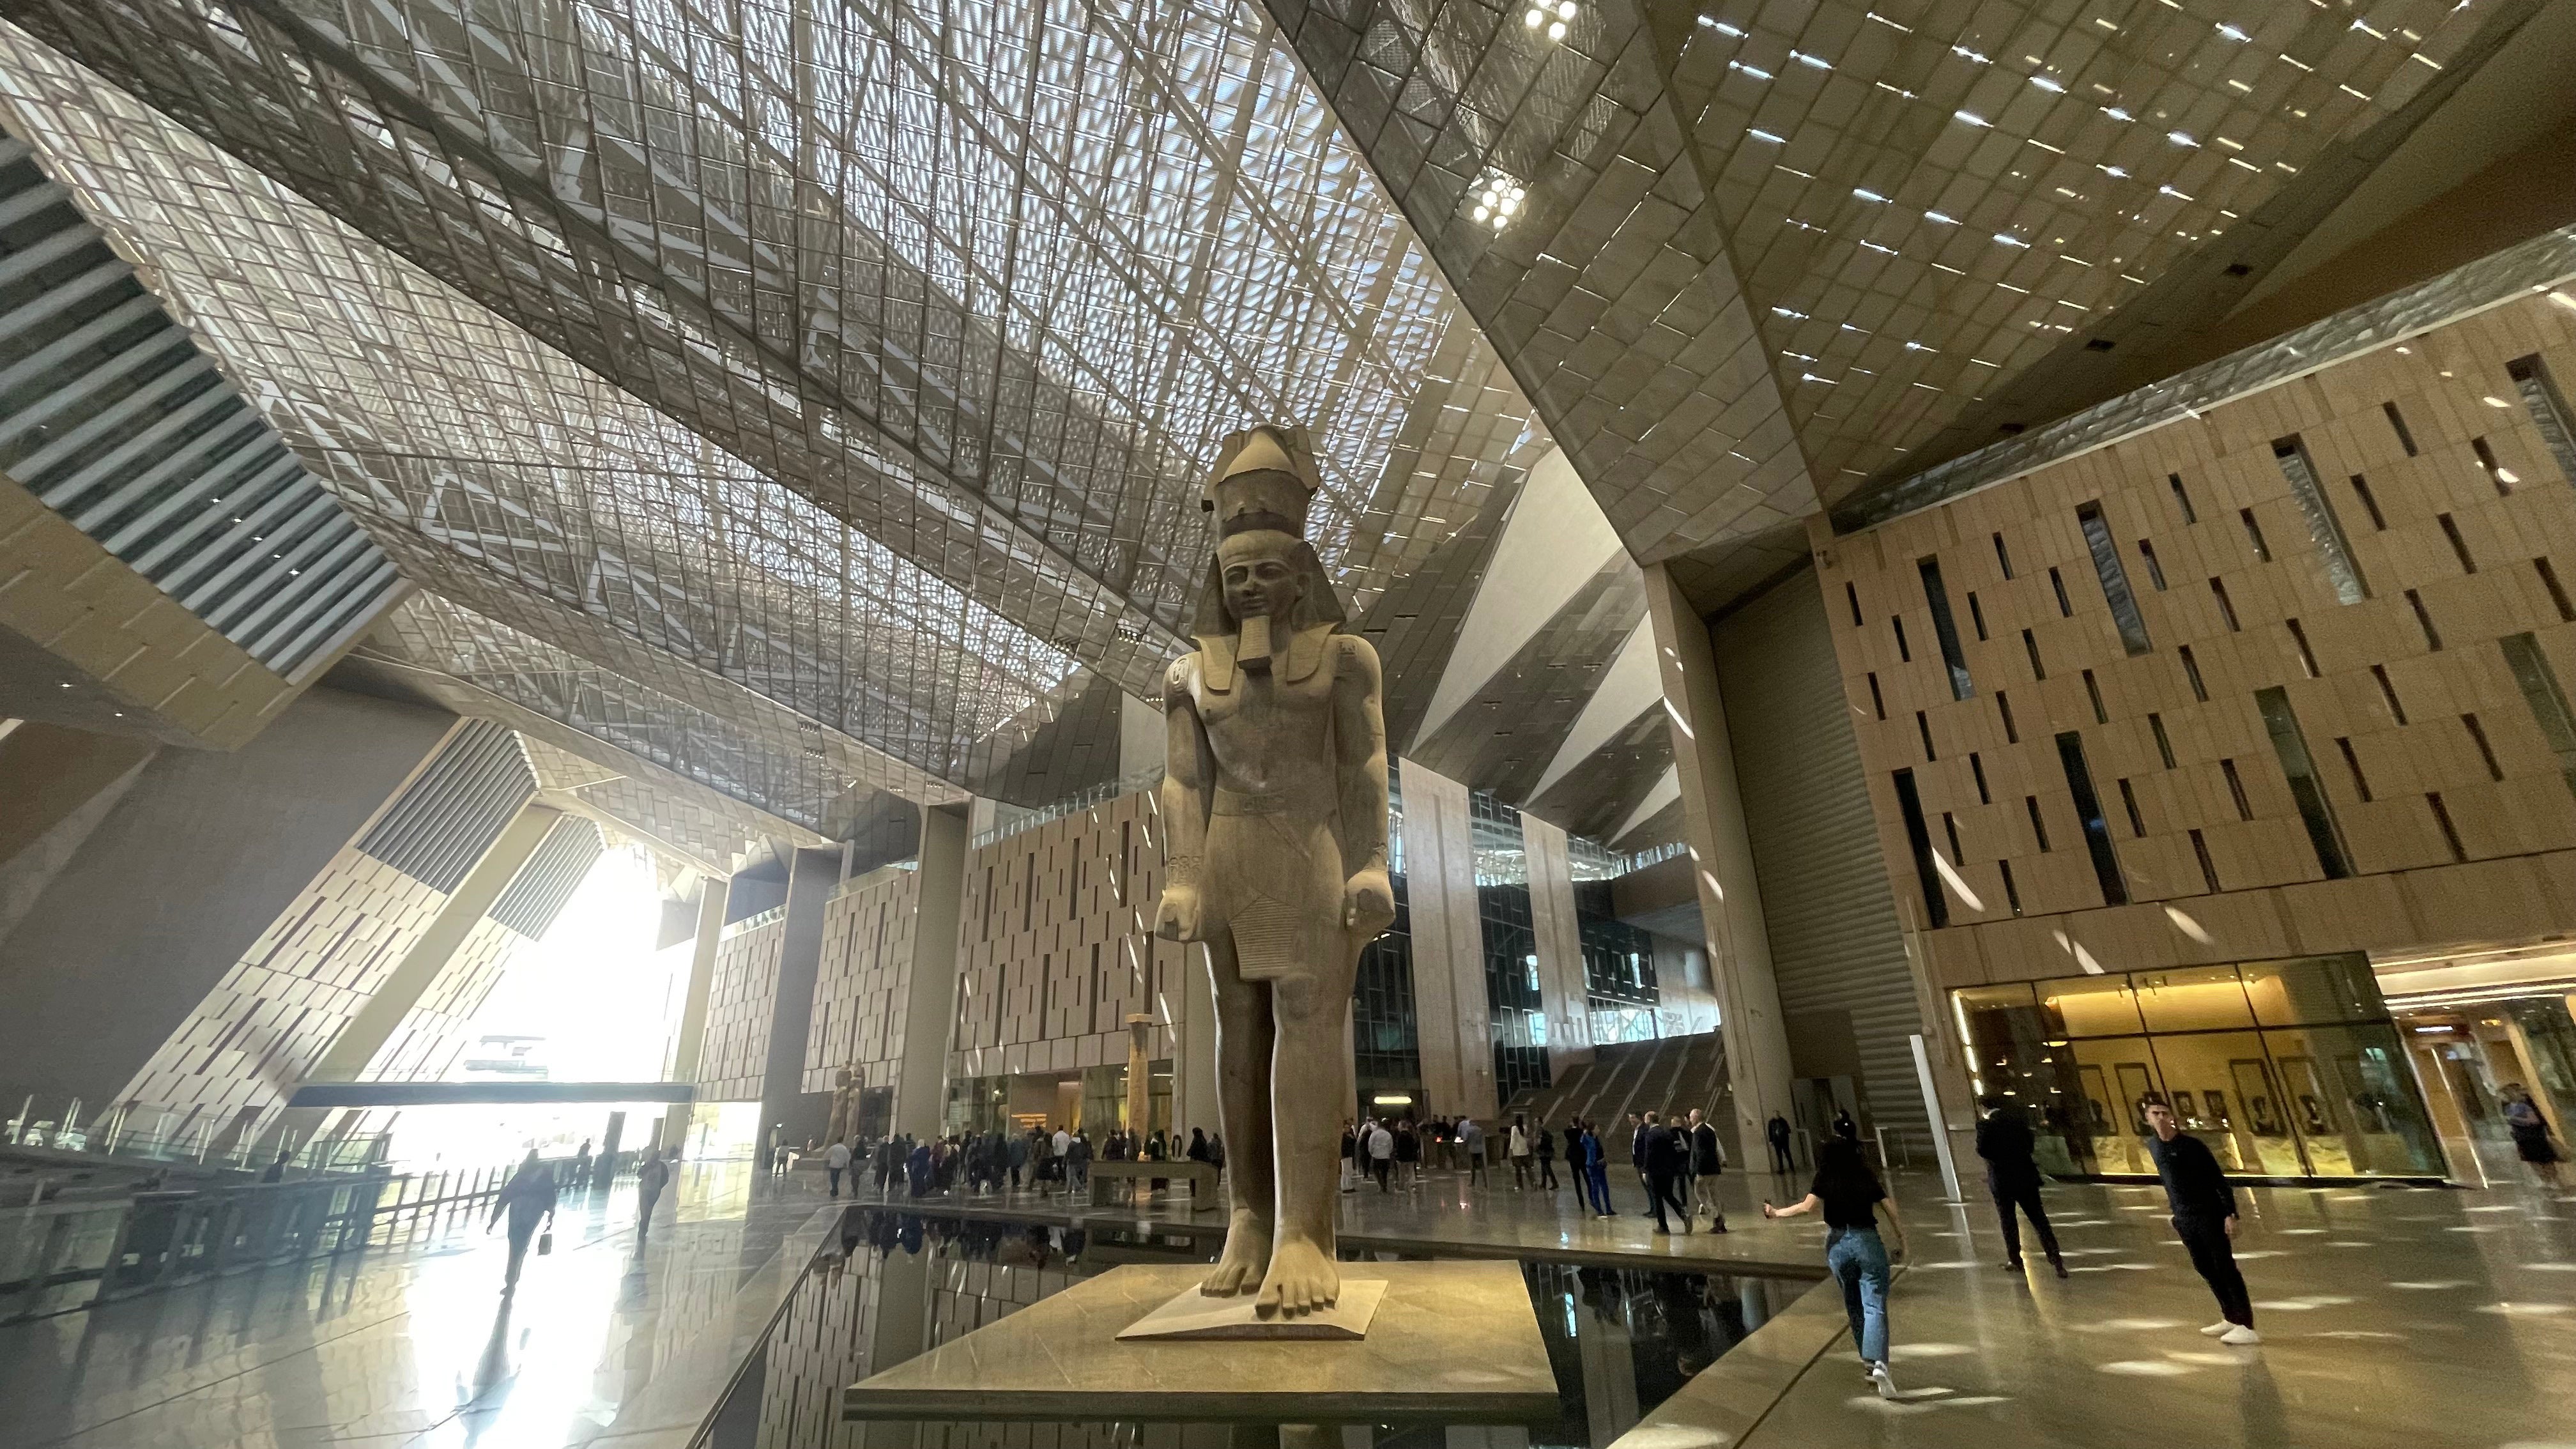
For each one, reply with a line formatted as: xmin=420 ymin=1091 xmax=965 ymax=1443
xmin=1353 ymin=764 xmax=1422 ymax=1112
xmin=1471 ymin=794 xmax=1550 ymax=1103
xmin=1575 ymin=880 xmax=1662 ymax=1043
xmin=1953 ymin=953 xmax=2443 ymax=1180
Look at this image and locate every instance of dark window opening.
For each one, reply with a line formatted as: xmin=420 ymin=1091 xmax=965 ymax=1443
xmin=1892 ymin=615 xmax=1911 ymax=663
xmin=2179 ymin=645 xmax=2208 ymax=702
xmin=2149 ymin=712 xmax=2177 ymax=769
xmin=2083 ymin=668 xmax=2108 ymax=723
xmin=2383 ymin=401 xmax=2418 ymax=457
xmin=1920 ymin=555 xmax=1975 ymax=700
xmin=2438 ymin=514 xmax=2476 ymax=574
xmin=1968 ymin=590 xmax=1988 ymax=640
xmin=2464 ymin=714 xmax=2503 ymax=781
xmin=2350 ymin=475 xmax=2387 ymax=530
xmin=2501 ymin=632 xmax=2576 ymax=806
xmin=1993 ymin=532 xmax=2015 ymax=579
xmin=1916 ymin=710 xmax=1938 ymax=761
xmin=2139 ymin=539 xmax=2167 ymax=590
xmin=2000 ymin=858 xmax=2023 ymax=915
xmin=1942 ymin=811 xmax=1965 ymax=862
xmin=2405 ymin=589 xmax=2443 ymax=651
xmin=2169 ymin=472 xmax=2198 ymax=523
xmin=2190 ymin=829 xmax=2221 ymax=893
xmin=2272 ymin=437 xmax=2368 ymax=603
xmin=2428 ymin=793 xmax=2467 ymax=863
xmin=2211 ymin=577 xmax=2241 ymax=631
xmin=2257 ymin=685 xmax=2355 ymax=880
xmin=2057 ymin=732 xmax=2129 ymax=906
xmin=2023 ymin=627 xmax=2046 ymax=679
xmin=1970 ymin=751 xmax=1991 ymax=804
xmin=1998 ymin=689 xmax=2019 ymax=744
xmin=2222 ymin=758 xmax=2254 ymax=820
xmin=1866 ymin=671 xmax=1886 ymax=720
xmin=2118 ymin=776 xmax=2145 ymax=836
xmin=2025 ymin=795 xmax=2051 ymax=852
xmin=1892 ymin=769 xmax=1947 ymax=928
xmin=2372 ymin=664 xmax=2407 ymax=724
xmin=2050 ymin=565 xmax=2074 ymax=618
xmin=2287 ymin=618 xmax=2319 ymax=678
xmin=1845 ymin=580 xmax=1863 ymax=627
xmin=2239 ymin=508 xmax=2272 ymax=562
xmin=2537 ymin=558 xmax=2576 ymax=622
xmin=2076 ymin=502 xmax=2150 ymax=652
xmin=2507 ymin=353 xmax=2576 ymax=482
xmin=2335 ymin=737 xmax=2372 ymax=802
xmin=2473 ymin=437 xmax=2511 ymax=496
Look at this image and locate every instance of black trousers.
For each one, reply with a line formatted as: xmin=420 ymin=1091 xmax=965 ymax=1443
xmin=1645 ymin=1171 xmax=1688 ymax=1230
xmin=1991 ymin=1179 xmax=2060 ymax=1263
xmin=1768 ymin=1139 xmax=1793 ymax=1173
xmin=2175 ymin=1214 xmax=2253 ymax=1326
xmin=1537 ymin=1157 xmax=1559 ymax=1188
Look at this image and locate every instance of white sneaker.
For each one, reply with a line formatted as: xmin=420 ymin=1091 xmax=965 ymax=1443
xmin=2219 ymin=1326 xmax=2262 ymax=1346
xmin=2198 ymin=1321 xmax=2233 ymax=1337
xmin=1869 ymin=1361 xmax=1901 ymax=1400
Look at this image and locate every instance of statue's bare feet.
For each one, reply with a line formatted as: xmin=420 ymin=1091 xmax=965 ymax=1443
xmin=1201 ymin=1209 xmax=1270 ymax=1296
xmin=1255 ymin=1233 xmax=1339 ymax=1315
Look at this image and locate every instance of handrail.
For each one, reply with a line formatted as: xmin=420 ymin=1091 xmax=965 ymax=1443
xmin=0 ymin=1151 xmax=599 ymax=1322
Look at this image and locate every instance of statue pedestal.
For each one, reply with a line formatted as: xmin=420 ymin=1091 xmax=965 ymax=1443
xmin=841 ymin=1261 xmax=1553 ymax=1428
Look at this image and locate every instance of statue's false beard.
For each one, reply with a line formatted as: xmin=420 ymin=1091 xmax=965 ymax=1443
xmin=1236 ymin=613 xmax=1273 ymax=666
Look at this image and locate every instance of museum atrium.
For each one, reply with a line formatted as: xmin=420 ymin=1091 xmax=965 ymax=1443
xmin=0 ymin=0 xmax=2573 ymax=1443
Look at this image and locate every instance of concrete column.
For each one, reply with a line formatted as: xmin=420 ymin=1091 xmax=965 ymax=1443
xmin=1520 ymin=814 xmax=1593 ymax=1069
xmin=307 ymin=803 xmax=559 ymax=1084
xmin=1642 ymin=562 xmax=1795 ymax=1157
xmin=757 ymin=845 xmax=842 ymax=1145
xmin=1394 ymin=758 xmax=1495 ymax=1121
xmin=893 ymin=803 xmax=969 ymax=1140
xmin=665 ymin=878 xmax=728 ymax=1091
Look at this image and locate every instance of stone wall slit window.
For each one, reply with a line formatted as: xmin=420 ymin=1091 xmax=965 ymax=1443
xmin=2055 ymin=731 xmax=2128 ymax=906
xmin=2270 ymin=436 xmax=2368 ymax=604
xmin=2255 ymin=685 xmax=2354 ymax=880
xmin=2075 ymin=501 xmax=2152 ymax=654
xmin=2501 ymin=632 xmax=2576 ymax=804
xmin=2507 ymin=355 xmax=2576 ymax=482
xmin=1892 ymin=769 xmax=1947 ymax=928
xmin=1919 ymin=555 xmax=1974 ymax=699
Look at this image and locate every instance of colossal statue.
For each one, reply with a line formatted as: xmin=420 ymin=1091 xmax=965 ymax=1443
xmin=1154 ymin=424 xmax=1394 ymax=1317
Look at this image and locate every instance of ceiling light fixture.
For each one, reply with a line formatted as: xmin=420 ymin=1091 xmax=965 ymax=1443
xmin=1524 ymin=0 xmax=1575 ymax=41
xmin=1469 ymin=167 xmax=1528 ymax=231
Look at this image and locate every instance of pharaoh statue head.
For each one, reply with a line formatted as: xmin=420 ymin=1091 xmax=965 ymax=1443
xmin=1190 ymin=426 xmax=1346 ymax=678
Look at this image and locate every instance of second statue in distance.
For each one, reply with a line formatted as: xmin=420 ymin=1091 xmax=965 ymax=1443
xmin=1154 ymin=424 xmax=1395 ymax=1318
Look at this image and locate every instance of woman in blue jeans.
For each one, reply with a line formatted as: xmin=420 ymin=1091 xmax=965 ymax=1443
xmin=1763 ymin=1134 xmax=1910 ymax=1399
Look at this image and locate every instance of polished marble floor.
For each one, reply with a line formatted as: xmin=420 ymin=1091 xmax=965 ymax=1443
xmin=0 ymin=1161 xmax=836 ymax=1449
xmin=1625 ymin=1174 xmax=2576 ymax=1449
xmin=9 ymin=1154 xmax=2572 ymax=1448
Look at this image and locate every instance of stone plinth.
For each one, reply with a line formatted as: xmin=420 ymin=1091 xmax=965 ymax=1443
xmin=841 ymin=1261 xmax=1553 ymax=1425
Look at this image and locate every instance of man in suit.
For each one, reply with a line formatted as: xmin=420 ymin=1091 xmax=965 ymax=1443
xmin=1765 ymin=1113 xmax=1794 ymax=1174
xmin=1976 ymin=1096 xmax=2065 ymax=1277
xmin=1640 ymin=1112 xmax=1691 ymax=1234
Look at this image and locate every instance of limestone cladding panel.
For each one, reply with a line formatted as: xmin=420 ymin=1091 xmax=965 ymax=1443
xmin=804 ymin=868 xmax=921 ymax=1102
xmin=952 ymin=792 xmax=1186 ymax=1082
xmin=360 ymin=916 xmax=528 ymax=1084
xmin=0 ymin=471 xmax=311 ymax=749
xmin=1521 ymin=813 xmax=1593 ymax=1062
xmin=1818 ymin=286 xmax=2576 ymax=986
xmin=118 ymin=847 xmax=447 ymax=1130
xmin=1397 ymin=760 xmax=1497 ymax=1121
xmin=700 ymin=918 xmax=785 ymax=1101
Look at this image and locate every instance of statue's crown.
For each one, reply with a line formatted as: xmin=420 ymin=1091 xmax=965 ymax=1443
xmin=1202 ymin=424 xmax=1319 ymax=539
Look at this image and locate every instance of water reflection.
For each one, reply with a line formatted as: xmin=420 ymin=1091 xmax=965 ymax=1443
xmin=718 ymin=1209 xmax=1795 ymax=1449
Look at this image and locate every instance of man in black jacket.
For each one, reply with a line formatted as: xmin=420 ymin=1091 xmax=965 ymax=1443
xmin=1640 ymin=1112 xmax=1691 ymax=1234
xmin=1765 ymin=1113 xmax=1794 ymax=1174
xmin=2144 ymin=1099 xmax=2258 ymax=1345
xmin=1975 ymin=1098 xmax=2064 ymax=1276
